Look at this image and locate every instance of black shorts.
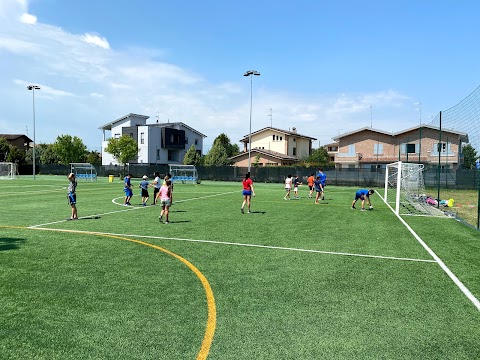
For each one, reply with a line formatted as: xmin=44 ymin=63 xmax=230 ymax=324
xmin=141 ymin=189 xmax=149 ymax=197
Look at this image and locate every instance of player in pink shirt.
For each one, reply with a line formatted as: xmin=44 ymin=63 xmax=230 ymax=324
xmin=156 ymin=179 xmax=172 ymax=224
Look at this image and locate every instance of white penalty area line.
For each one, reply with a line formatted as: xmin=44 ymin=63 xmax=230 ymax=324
xmin=31 ymin=227 xmax=436 ymax=264
xmin=379 ymin=193 xmax=480 ymax=311
xmin=29 ymin=191 xmax=238 ymax=228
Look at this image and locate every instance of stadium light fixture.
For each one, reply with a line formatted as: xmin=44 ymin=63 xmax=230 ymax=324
xmin=243 ymin=70 xmax=260 ymax=172
xmin=27 ymin=85 xmax=41 ymax=180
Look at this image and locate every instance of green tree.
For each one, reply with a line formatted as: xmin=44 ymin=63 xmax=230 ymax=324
xmin=86 ymin=150 xmax=101 ymax=165
xmin=306 ymin=147 xmax=329 ymax=165
xmin=52 ymin=135 xmax=87 ymax=164
xmin=462 ymin=144 xmax=478 ymax=169
xmin=212 ymin=133 xmax=240 ymax=158
xmin=38 ymin=144 xmax=60 ymax=164
xmin=105 ymin=135 xmax=139 ymax=174
xmin=183 ymin=144 xmax=200 ymax=165
xmin=203 ymin=141 xmax=229 ymax=166
xmin=253 ymin=154 xmax=261 ymax=167
xmin=6 ymin=146 xmax=26 ymax=164
xmin=0 ymin=137 xmax=10 ymax=162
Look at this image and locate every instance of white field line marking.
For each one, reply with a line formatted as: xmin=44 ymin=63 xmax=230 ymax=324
xmin=0 ymin=185 xmax=118 ymax=196
xmin=378 ymin=192 xmax=480 ymax=311
xmin=29 ymin=191 xmax=237 ymax=228
xmin=31 ymin=227 xmax=436 ymax=264
xmin=110 ymin=190 xmax=238 ymax=206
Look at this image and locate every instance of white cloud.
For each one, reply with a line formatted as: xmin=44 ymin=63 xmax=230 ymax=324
xmin=0 ymin=0 xmax=418 ymax=152
xmin=81 ymin=33 xmax=110 ymax=49
xmin=20 ymin=12 xmax=36 ymax=24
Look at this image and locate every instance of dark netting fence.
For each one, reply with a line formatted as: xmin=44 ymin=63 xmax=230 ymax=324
xmin=428 ymin=85 xmax=480 ymax=229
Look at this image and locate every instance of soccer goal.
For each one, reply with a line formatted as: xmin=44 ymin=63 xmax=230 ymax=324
xmin=384 ymin=161 xmax=444 ymax=217
xmin=70 ymin=163 xmax=97 ymax=181
xmin=0 ymin=162 xmax=17 ymax=180
xmin=169 ymin=164 xmax=199 ymax=184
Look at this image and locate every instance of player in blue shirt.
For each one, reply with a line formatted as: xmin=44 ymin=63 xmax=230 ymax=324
xmin=139 ymin=175 xmax=151 ymax=206
xmin=352 ymin=189 xmax=375 ymax=211
xmin=314 ymin=175 xmax=324 ymax=204
xmin=124 ymin=173 xmax=133 ymax=206
xmin=318 ymin=168 xmax=327 ymax=200
xmin=293 ymin=175 xmax=302 ymax=199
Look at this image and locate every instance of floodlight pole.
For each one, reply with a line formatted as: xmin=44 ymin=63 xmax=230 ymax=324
xmin=244 ymin=70 xmax=260 ymax=173
xmin=27 ymin=85 xmax=41 ymax=180
xmin=415 ymin=101 xmax=422 ymax=163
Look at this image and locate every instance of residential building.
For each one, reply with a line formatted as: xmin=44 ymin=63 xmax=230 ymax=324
xmin=99 ymin=113 xmax=206 ymax=166
xmin=332 ymin=125 xmax=468 ymax=170
xmin=0 ymin=134 xmax=32 ymax=152
xmin=323 ymin=142 xmax=339 ymax=163
xmin=230 ymin=127 xmax=316 ymax=166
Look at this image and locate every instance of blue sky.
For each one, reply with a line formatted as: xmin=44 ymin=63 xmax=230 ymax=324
xmin=1 ymin=0 xmax=479 ymax=153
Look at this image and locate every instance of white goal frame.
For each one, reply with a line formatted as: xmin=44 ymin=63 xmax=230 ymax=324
xmin=70 ymin=163 xmax=97 ymax=181
xmin=384 ymin=161 xmax=444 ymax=217
xmin=0 ymin=162 xmax=17 ymax=180
xmin=169 ymin=164 xmax=199 ymax=184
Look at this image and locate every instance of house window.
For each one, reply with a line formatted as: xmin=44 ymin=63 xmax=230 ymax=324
xmin=140 ymin=132 xmax=144 ymax=144
xmin=156 ymin=149 xmax=160 ymax=160
xmin=373 ymin=143 xmax=383 ymax=155
xmin=401 ymin=143 xmax=419 ymax=154
xmin=348 ymin=144 xmax=356 ymax=155
xmin=293 ymin=147 xmax=297 ymax=156
xmin=280 ymin=136 xmax=282 ymax=140
xmin=273 ymin=135 xmax=275 ymax=141
xmin=293 ymin=138 xmax=296 ymax=142
xmin=195 ymin=139 xmax=199 ymax=145
xmin=185 ymin=137 xmax=188 ymax=144
xmin=433 ymin=142 xmax=451 ymax=155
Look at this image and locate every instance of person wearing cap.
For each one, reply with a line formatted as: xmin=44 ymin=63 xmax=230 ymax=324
xmin=139 ymin=175 xmax=151 ymax=206
xmin=67 ymin=172 xmax=78 ymax=220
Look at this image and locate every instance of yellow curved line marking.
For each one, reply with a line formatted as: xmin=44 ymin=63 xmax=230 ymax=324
xmin=0 ymin=226 xmax=216 ymax=359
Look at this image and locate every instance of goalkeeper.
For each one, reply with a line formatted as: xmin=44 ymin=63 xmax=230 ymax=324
xmin=351 ymin=189 xmax=375 ymax=211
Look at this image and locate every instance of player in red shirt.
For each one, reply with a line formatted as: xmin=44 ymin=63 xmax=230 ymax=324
xmin=241 ymin=172 xmax=255 ymax=214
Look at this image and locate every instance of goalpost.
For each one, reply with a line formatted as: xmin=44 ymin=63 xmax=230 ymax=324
xmin=169 ymin=164 xmax=199 ymax=184
xmin=70 ymin=163 xmax=97 ymax=181
xmin=384 ymin=161 xmax=445 ymax=217
xmin=0 ymin=162 xmax=17 ymax=180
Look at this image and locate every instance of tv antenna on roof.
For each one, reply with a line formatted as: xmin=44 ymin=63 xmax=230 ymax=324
xmin=268 ymin=107 xmax=273 ymax=127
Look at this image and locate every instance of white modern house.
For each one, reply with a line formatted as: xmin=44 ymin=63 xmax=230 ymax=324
xmin=99 ymin=113 xmax=206 ymax=165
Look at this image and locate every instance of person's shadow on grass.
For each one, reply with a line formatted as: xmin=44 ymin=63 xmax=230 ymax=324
xmin=0 ymin=237 xmax=26 ymax=251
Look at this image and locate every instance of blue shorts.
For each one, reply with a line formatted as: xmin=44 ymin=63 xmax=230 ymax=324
xmin=124 ymin=188 xmax=133 ymax=197
xmin=68 ymin=193 xmax=76 ymax=205
xmin=242 ymin=190 xmax=252 ymax=196
xmin=355 ymin=192 xmax=366 ymax=200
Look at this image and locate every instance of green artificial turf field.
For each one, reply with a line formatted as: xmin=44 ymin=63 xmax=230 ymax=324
xmin=1 ymin=176 xmax=479 ymax=359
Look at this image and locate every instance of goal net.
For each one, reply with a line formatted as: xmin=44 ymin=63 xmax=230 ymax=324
xmin=169 ymin=164 xmax=199 ymax=184
xmin=384 ymin=161 xmax=445 ymax=217
xmin=70 ymin=163 xmax=97 ymax=181
xmin=0 ymin=162 xmax=17 ymax=180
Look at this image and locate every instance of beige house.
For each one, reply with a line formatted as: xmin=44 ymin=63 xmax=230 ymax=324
xmin=332 ymin=125 xmax=468 ymax=170
xmin=230 ymin=127 xmax=316 ymax=166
